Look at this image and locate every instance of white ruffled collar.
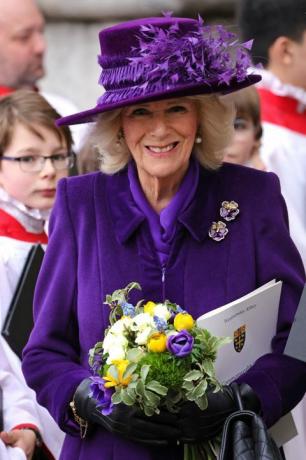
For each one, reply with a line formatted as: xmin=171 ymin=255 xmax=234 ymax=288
xmin=257 ymin=69 xmax=306 ymax=113
xmin=0 ymin=187 xmax=50 ymax=234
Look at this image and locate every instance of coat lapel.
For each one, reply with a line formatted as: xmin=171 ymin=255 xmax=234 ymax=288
xmin=180 ymin=166 xmax=235 ymax=317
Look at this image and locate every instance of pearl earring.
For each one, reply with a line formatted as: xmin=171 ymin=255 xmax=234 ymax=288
xmin=195 ymin=135 xmax=202 ymax=144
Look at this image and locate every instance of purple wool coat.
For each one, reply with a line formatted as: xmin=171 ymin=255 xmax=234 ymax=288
xmin=22 ymin=161 xmax=306 ymax=460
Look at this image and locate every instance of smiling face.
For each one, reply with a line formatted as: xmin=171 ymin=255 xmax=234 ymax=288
xmin=0 ymin=122 xmax=68 ymax=210
xmin=121 ymin=99 xmax=199 ymax=187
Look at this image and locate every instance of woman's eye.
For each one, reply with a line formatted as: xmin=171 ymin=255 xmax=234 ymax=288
xmin=129 ymin=108 xmax=150 ymax=117
xmin=167 ymin=105 xmax=187 ymax=114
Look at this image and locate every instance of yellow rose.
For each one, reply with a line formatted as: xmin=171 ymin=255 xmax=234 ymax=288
xmin=143 ymin=301 xmax=156 ymax=316
xmin=147 ymin=332 xmax=167 ymax=352
xmin=104 ymin=359 xmax=131 ymax=388
xmin=174 ymin=312 xmax=194 ymax=331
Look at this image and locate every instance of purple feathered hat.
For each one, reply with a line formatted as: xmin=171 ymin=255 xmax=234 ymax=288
xmin=57 ymin=14 xmax=261 ymax=126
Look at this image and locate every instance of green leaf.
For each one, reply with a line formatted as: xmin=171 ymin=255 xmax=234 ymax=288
xmin=111 ymin=390 xmax=122 ymax=404
xmin=187 ymin=380 xmax=208 ymax=401
xmin=121 ymin=388 xmax=136 ymax=406
xmin=126 ymin=282 xmax=141 ymax=293
xmin=104 ymin=294 xmax=113 ymax=306
xmin=143 ymin=405 xmax=156 ymax=416
xmin=182 ymin=380 xmax=194 ymax=391
xmin=146 ymin=380 xmax=168 ymax=396
xmin=195 ymin=394 xmax=208 ymax=410
xmin=122 ymin=363 xmax=137 ymax=380
xmin=135 ymin=299 xmax=144 ymax=311
xmin=126 ymin=385 xmax=136 ymax=399
xmin=202 ymin=360 xmax=215 ymax=377
xmin=184 ymin=370 xmax=203 ymax=381
xmin=144 ymin=389 xmax=160 ymax=407
xmin=107 ymin=364 xmax=119 ymax=381
xmin=140 ymin=364 xmax=150 ymax=383
xmin=135 ymin=380 xmax=145 ymax=397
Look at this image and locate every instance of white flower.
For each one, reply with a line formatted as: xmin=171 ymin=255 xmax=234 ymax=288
xmin=103 ymin=332 xmax=128 ymax=354
xmin=103 ymin=331 xmax=129 ymax=364
xmin=109 ymin=316 xmax=133 ymax=335
xmin=130 ymin=313 xmax=155 ymax=345
xmin=131 ymin=313 xmax=155 ymax=332
xmin=106 ymin=346 xmax=126 ymax=364
xmin=135 ymin=327 xmax=154 ymax=345
xmin=153 ymin=303 xmax=171 ymax=321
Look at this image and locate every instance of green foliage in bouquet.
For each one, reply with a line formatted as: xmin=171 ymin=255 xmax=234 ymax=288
xmin=88 ymin=283 xmax=231 ymax=459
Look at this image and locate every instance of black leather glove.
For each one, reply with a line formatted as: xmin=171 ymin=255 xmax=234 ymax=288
xmin=177 ymin=383 xmax=261 ymax=442
xmin=73 ymin=378 xmax=181 ymax=445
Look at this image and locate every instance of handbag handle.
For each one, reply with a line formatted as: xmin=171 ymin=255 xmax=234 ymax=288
xmin=230 ymin=382 xmax=244 ymax=411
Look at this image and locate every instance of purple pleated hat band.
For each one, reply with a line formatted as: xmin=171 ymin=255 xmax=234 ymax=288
xmin=57 ymin=14 xmax=261 ymax=126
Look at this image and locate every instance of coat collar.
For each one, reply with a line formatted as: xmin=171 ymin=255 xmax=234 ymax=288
xmin=104 ymin=163 xmax=221 ymax=244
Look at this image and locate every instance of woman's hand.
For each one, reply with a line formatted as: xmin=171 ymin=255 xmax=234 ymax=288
xmin=178 ymin=386 xmax=236 ymax=442
xmin=0 ymin=429 xmax=36 ymax=459
xmin=73 ymin=378 xmax=181 ymax=445
xmin=177 ymin=383 xmax=260 ymax=442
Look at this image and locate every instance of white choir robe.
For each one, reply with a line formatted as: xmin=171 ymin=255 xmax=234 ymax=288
xmin=0 ymin=236 xmax=65 ymax=459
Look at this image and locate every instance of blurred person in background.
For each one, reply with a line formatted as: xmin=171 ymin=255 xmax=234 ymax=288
xmin=238 ymin=1 xmax=306 ymax=458
xmin=223 ymin=86 xmax=266 ymax=170
xmin=0 ymin=0 xmax=85 ymax=153
xmin=0 ymin=90 xmax=74 ymax=459
xmin=237 ymin=0 xmax=306 ymax=269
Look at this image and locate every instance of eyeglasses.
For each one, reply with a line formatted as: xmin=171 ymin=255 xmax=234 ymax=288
xmin=0 ymin=153 xmax=75 ymax=173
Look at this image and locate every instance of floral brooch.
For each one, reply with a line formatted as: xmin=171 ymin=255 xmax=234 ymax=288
xmin=209 ymin=201 xmax=239 ymax=242
xmin=220 ymin=201 xmax=239 ymax=221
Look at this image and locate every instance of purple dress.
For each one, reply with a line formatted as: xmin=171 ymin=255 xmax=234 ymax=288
xmin=22 ymin=160 xmax=306 ymax=460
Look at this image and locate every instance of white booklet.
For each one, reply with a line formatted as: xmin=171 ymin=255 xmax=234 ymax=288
xmin=197 ymin=279 xmax=298 ymax=447
xmin=197 ymin=279 xmax=282 ymax=384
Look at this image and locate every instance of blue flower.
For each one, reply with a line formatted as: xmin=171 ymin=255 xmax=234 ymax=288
xmin=92 ymin=353 xmax=103 ymax=375
xmin=153 ymin=316 xmax=168 ymax=332
xmin=121 ymin=302 xmax=136 ymax=317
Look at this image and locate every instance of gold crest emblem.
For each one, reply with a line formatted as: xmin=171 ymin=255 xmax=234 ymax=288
xmin=234 ymin=325 xmax=246 ymax=352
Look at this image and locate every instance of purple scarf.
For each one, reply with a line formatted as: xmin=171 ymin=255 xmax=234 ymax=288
xmin=128 ymin=157 xmax=199 ymax=266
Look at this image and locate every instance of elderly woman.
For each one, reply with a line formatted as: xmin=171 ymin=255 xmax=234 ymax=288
xmin=22 ymin=15 xmax=306 ymax=460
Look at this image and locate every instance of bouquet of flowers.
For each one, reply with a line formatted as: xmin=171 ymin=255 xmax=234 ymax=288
xmin=89 ymin=282 xmax=230 ymax=459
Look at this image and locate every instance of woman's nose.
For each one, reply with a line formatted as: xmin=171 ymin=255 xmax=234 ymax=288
xmin=149 ymin=112 xmax=170 ymax=136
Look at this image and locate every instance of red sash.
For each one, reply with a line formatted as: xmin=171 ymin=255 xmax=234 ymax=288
xmin=0 ymin=209 xmax=48 ymax=243
xmin=258 ymin=88 xmax=306 ymax=135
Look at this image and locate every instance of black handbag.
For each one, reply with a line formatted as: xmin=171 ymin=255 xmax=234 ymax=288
xmin=219 ymin=383 xmax=283 ymax=460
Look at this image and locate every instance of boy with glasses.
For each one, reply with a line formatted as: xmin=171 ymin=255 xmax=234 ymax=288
xmin=0 ymin=89 xmax=73 ymax=460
